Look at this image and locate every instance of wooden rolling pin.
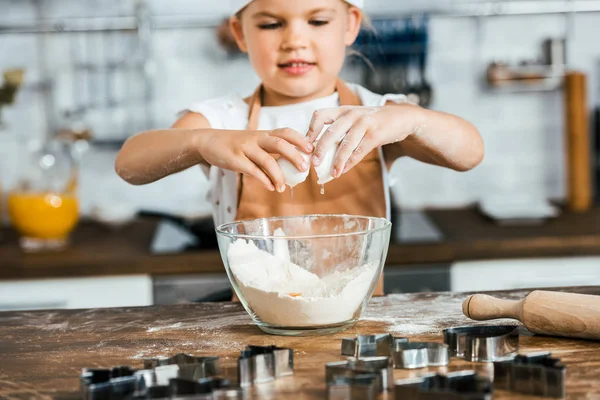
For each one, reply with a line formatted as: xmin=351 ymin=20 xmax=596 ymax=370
xmin=463 ymin=290 xmax=600 ymax=340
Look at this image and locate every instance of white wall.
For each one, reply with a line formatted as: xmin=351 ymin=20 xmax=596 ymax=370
xmin=1 ymin=0 xmax=599 ymax=220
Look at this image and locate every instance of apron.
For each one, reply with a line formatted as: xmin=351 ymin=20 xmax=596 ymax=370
xmin=236 ymin=79 xmax=387 ymax=296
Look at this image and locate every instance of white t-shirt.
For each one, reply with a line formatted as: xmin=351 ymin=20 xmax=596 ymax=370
xmin=185 ymin=83 xmax=406 ymax=227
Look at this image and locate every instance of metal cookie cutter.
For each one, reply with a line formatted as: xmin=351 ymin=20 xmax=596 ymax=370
xmin=238 ymin=345 xmax=294 ymax=388
xmin=395 ymin=370 xmax=493 ymax=400
xmin=443 ymin=325 xmax=519 ymax=362
xmin=327 ymin=375 xmax=378 ymax=400
xmin=393 ymin=342 xmax=450 ymax=369
xmin=143 ymin=353 xmax=221 ymax=383
xmin=341 ymin=334 xmax=408 ymax=358
xmin=494 ymin=352 xmax=566 ymax=398
xmin=155 ymin=377 xmax=245 ymax=400
xmin=326 ymin=356 xmax=394 ymax=393
xmin=80 ymin=366 xmax=137 ymax=400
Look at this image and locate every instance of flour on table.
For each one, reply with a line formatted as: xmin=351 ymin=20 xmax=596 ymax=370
xmin=227 ymin=234 xmax=379 ymax=327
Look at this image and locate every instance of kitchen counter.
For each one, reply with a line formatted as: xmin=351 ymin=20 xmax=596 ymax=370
xmin=2 ymin=206 xmax=600 ymax=281
xmin=1 ymin=286 xmax=600 ymax=399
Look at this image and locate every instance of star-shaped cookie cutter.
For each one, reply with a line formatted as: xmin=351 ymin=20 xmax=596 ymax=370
xmin=143 ymin=353 xmax=221 ymax=383
xmin=80 ymin=366 xmax=137 ymax=400
xmin=326 ymin=356 xmax=394 ymax=393
xmin=493 ymin=352 xmax=566 ymax=398
xmin=237 ymin=345 xmax=294 ymax=388
xmin=340 ymin=334 xmax=408 ymax=358
xmin=393 ymin=341 xmax=450 ymax=369
xmin=327 ymin=375 xmax=378 ymax=400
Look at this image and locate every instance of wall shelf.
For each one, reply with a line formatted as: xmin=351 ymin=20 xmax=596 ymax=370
xmin=1 ymin=0 xmax=600 ymax=34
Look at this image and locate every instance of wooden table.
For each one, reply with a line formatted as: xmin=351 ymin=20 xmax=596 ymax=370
xmin=2 ymin=287 xmax=600 ymax=399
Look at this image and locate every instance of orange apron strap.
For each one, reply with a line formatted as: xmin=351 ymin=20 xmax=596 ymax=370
xmin=246 ymin=85 xmax=262 ymax=131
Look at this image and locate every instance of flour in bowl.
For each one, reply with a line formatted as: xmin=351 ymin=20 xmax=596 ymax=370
xmin=227 ymin=237 xmax=379 ymax=327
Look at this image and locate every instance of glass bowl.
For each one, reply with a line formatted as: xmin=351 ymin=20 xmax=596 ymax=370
xmin=215 ymin=214 xmax=392 ymax=336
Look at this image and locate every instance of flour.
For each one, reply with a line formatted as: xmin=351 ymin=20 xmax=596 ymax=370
xmin=227 ymin=237 xmax=379 ymax=327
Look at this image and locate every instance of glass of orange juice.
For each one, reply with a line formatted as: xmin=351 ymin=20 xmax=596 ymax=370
xmin=8 ymin=138 xmax=80 ymax=252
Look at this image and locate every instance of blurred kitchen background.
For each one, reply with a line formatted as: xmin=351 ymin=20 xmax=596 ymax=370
xmin=1 ymin=0 xmax=600 ymax=311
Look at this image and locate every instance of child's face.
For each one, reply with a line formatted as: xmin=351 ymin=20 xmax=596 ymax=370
xmin=230 ymin=0 xmax=362 ymax=102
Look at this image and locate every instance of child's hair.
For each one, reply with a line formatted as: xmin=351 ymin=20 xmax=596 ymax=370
xmin=347 ymin=7 xmax=377 ymax=73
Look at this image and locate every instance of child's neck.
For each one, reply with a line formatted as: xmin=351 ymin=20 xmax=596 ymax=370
xmin=261 ymin=81 xmax=337 ymax=107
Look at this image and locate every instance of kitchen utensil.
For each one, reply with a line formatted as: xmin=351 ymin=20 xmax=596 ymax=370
xmin=80 ymin=354 xmax=248 ymax=400
xmin=215 ymin=214 xmax=391 ymax=336
xmin=80 ymin=366 xmax=137 ymax=400
xmin=238 ymin=345 xmax=293 ymax=388
xmin=564 ymin=71 xmax=592 ymax=212
xmin=542 ymin=38 xmax=566 ymax=67
xmin=143 ymin=353 xmax=220 ymax=381
xmin=463 ymin=290 xmax=600 ymax=340
xmin=394 ymin=371 xmax=493 ymax=400
xmin=140 ymin=209 xmax=218 ymax=250
xmin=326 ymin=357 xmax=394 ymax=392
xmin=165 ymin=378 xmax=243 ymax=399
xmin=443 ymin=325 xmax=519 ymax=362
xmin=341 ymin=334 xmax=407 ymax=358
xmin=327 ymin=375 xmax=377 ymax=400
xmin=8 ymin=138 xmax=80 ymax=253
xmin=392 ymin=342 xmax=449 ymax=369
xmin=494 ymin=352 xmax=566 ymax=398
xmin=594 ymin=106 xmax=600 ymax=203
xmin=478 ymin=195 xmax=559 ymax=225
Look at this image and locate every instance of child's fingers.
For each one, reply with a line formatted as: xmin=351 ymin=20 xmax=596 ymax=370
xmin=245 ymin=148 xmax=286 ymax=192
xmin=238 ymin=158 xmax=276 ymax=191
xmin=270 ymin=128 xmax=313 ymax=153
xmin=306 ymin=108 xmax=347 ymax=143
xmin=312 ymin=109 xmax=360 ymax=166
xmin=342 ymin=135 xmax=375 ymax=175
xmin=260 ymin=136 xmax=309 ymax=173
xmin=332 ymin=121 xmax=368 ymax=177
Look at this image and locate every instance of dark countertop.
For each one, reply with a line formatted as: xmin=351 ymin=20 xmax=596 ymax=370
xmin=1 ymin=286 xmax=600 ymax=399
xmin=1 ymin=206 xmax=600 ymax=280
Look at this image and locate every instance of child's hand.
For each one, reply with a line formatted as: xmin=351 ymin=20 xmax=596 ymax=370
xmin=199 ymin=128 xmax=313 ymax=192
xmin=306 ymin=104 xmax=419 ymax=178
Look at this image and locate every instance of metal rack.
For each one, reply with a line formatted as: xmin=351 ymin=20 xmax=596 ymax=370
xmin=1 ymin=1 xmax=600 ymax=34
xmin=1 ymin=0 xmax=155 ymax=142
xmin=2 ymin=0 xmax=598 ymax=141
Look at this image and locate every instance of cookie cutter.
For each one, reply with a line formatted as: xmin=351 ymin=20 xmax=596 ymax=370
xmin=494 ymin=352 xmax=566 ymax=398
xmin=160 ymin=377 xmax=244 ymax=400
xmin=143 ymin=353 xmax=221 ymax=382
xmin=325 ymin=356 xmax=394 ymax=392
xmin=327 ymin=375 xmax=378 ymax=400
xmin=133 ymin=376 xmax=244 ymax=400
xmin=341 ymin=334 xmax=408 ymax=358
xmin=80 ymin=354 xmax=244 ymax=400
xmin=395 ymin=370 xmax=493 ymax=400
xmin=80 ymin=366 xmax=137 ymax=400
xmin=443 ymin=325 xmax=519 ymax=362
xmin=392 ymin=342 xmax=450 ymax=369
xmin=238 ymin=345 xmax=294 ymax=387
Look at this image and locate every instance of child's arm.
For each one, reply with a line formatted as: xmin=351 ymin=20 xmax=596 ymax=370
xmin=306 ymin=103 xmax=483 ymax=178
xmin=115 ymin=112 xmax=312 ymax=191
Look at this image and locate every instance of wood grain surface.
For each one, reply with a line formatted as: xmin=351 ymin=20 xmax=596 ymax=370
xmin=2 ymin=287 xmax=600 ymax=399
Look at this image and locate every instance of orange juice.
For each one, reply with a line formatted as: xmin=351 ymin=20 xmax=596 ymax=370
xmin=8 ymin=192 xmax=79 ymax=239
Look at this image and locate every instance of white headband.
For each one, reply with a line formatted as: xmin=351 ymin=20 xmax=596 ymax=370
xmin=229 ymin=0 xmax=364 ymax=15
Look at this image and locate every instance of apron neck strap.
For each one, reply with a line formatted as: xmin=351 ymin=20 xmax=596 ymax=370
xmin=246 ymin=78 xmax=361 ymax=130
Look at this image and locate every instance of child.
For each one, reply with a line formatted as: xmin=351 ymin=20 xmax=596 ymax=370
xmin=115 ymin=0 xmax=483 ymax=295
